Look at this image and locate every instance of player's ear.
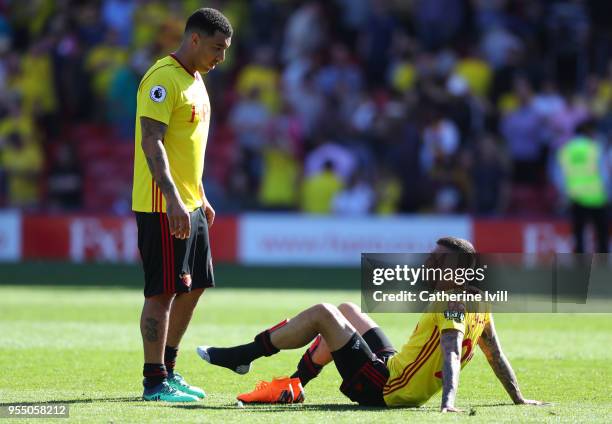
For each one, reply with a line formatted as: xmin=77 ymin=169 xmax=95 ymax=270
xmin=190 ymin=31 xmax=200 ymax=46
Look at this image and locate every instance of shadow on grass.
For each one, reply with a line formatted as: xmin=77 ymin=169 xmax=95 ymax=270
xmin=466 ymin=403 xmax=515 ymax=408
xmin=172 ymin=403 xmax=421 ymax=412
xmin=172 ymin=402 xmax=521 ymax=412
xmin=0 ymin=397 xmax=141 ymax=406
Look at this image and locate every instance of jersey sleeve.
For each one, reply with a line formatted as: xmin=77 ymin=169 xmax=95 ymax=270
xmin=137 ymin=70 xmax=177 ymax=125
xmin=435 ymin=310 xmax=466 ymax=334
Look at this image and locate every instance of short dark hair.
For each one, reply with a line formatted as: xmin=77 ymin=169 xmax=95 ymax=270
xmin=436 ymin=237 xmax=477 ymax=270
xmin=436 ymin=237 xmax=475 ymax=254
xmin=185 ymin=8 xmax=233 ymax=37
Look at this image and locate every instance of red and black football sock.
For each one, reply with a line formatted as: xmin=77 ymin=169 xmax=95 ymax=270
xmin=164 ymin=345 xmax=178 ymax=376
xmin=143 ymin=363 xmax=167 ymax=389
xmin=207 ymin=320 xmax=285 ymax=372
xmin=291 ymin=335 xmax=323 ymax=386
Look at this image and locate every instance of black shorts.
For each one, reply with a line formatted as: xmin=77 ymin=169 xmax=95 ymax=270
xmin=136 ymin=209 xmax=214 ymax=297
xmin=331 ymin=328 xmax=396 ymax=407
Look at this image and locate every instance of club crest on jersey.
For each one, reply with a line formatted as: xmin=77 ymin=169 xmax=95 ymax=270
xmin=150 ymin=85 xmax=167 ymax=102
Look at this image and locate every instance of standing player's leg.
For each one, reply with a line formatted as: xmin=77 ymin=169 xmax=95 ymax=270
xmin=166 ymin=288 xmax=205 ymax=368
xmin=292 ymin=302 xmax=395 ymax=387
xmin=141 ymin=293 xmax=174 ymax=385
xmin=137 ymin=212 xmax=198 ymax=402
xmin=165 ymin=209 xmax=213 ymax=398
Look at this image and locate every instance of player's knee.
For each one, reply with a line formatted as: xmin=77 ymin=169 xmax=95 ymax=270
xmin=338 ymin=302 xmax=360 ymax=317
xmin=146 ymin=292 xmax=175 ymax=309
xmin=310 ymin=303 xmax=340 ymax=323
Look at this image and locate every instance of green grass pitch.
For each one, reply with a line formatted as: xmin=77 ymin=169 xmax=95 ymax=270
xmin=1 ymin=285 xmax=611 ymax=423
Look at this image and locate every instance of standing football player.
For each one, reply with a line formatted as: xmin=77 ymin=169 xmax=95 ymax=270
xmin=131 ymin=8 xmax=232 ymax=402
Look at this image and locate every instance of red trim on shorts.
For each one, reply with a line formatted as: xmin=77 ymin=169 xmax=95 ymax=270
xmin=165 ymin=216 xmax=173 ymax=293
xmin=362 ymin=362 xmax=386 ymax=388
xmin=159 ymin=213 xmax=168 ymax=293
xmin=168 ymin=217 xmax=175 ymax=293
xmin=157 ymin=187 xmax=162 ymax=213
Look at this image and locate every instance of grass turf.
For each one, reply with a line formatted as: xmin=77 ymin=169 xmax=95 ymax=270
xmin=1 ymin=285 xmax=611 ymax=423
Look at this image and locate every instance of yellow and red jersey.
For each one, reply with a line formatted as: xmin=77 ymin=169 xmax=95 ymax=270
xmin=383 ymin=308 xmax=490 ymax=407
xmin=132 ymin=54 xmax=210 ymax=212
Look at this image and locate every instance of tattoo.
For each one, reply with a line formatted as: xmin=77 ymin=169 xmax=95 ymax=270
xmin=140 ymin=117 xmax=176 ymax=197
xmin=440 ymin=329 xmax=462 ymax=409
xmin=478 ymin=318 xmax=523 ymax=403
xmin=144 ymin=317 xmax=159 ymax=342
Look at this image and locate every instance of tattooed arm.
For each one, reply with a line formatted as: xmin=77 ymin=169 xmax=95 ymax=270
xmin=440 ymin=329 xmax=463 ymax=412
xmin=140 ymin=116 xmax=190 ymax=239
xmin=478 ymin=315 xmax=544 ymax=405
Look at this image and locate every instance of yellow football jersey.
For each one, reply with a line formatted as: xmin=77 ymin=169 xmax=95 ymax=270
xmin=383 ymin=308 xmax=490 ymax=407
xmin=132 ymin=54 xmax=211 ymax=212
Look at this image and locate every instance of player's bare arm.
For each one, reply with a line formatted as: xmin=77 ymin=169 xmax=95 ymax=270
xmin=440 ymin=329 xmax=463 ymax=413
xmin=141 ymin=116 xmax=190 ymax=239
xmin=198 ymin=182 xmax=215 ymax=227
xmin=478 ymin=315 xmax=544 ymax=406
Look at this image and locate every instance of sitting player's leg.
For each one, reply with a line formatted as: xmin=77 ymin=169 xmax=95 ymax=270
xmin=197 ymin=303 xmax=357 ymax=373
xmin=292 ymin=302 xmax=395 ymax=386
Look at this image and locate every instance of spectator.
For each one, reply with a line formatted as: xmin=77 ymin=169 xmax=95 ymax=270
xmin=236 ymin=46 xmax=280 ymax=113
xmin=282 ymin=1 xmax=327 ymax=64
xmin=101 ymin=0 xmax=136 ymax=46
xmin=1 ymin=1 xmax=610 ymax=217
xmin=374 ymin=169 xmax=402 ymax=215
xmin=300 ymin=160 xmax=343 ymax=214
xmin=332 ymin=171 xmax=374 ymax=215
xmin=470 ymin=134 xmax=511 ymax=215
xmin=304 ymin=141 xmax=356 ymax=182
xmin=229 ymin=87 xmax=271 ymax=187
xmin=499 ymin=77 xmax=547 ymax=184
xmin=0 ymin=131 xmax=43 ymax=209
xmin=258 ymin=135 xmax=301 ymax=211
xmin=420 ymin=108 xmax=461 ymax=174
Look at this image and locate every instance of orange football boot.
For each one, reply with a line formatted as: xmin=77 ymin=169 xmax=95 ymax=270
xmin=237 ymin=377 xmax=294 ymax=404
xmin=288 ymin=377 xmax=305 ymax=403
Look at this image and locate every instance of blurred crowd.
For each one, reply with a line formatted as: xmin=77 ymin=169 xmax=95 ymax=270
xmin=0 ymin=0 xmax=611 ymax=216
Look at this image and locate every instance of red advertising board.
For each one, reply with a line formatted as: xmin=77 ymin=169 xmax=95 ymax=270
xmin=22 ymin=215 xmax=238 ymax=263
xmin=16 ymin=214 xmax=610 ymax=263
xmin=473 ymin=219 xmax=611 ymax=253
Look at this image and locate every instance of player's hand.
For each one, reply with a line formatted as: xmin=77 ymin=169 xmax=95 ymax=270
xmin=202 ymin=200 xmax=215 ymax=228
xmin=440 ymin=406 xmax=463 ymax=413
xmin=199 ymin=183 xmax=215 ymax=228
xmin=516 ymin=399 xmax=548 ymax=406
xmin=166 ymin=196 xmax=191 ymax=239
